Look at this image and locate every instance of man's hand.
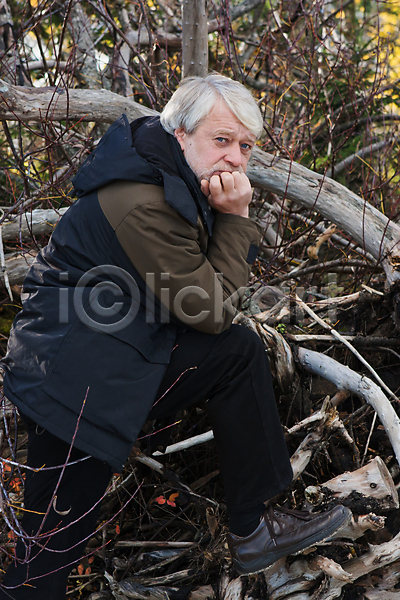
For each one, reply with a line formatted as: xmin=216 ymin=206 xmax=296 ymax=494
xmin=201 ymin=171 xmax=252 ymax=218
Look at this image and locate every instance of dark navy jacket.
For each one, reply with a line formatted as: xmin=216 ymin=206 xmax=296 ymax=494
xmin=1 ymin=115 xmax=260 ymax=471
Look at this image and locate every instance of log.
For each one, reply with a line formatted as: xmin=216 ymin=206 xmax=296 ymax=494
xmin=256 ymin=538 xmax=400 ymax=600
xmin=262 ymin=534 xmax=400 ymax=600
xmin=264 ymin=558 xmax=321 ymax=600
xmin=315 ymin=531 xmax=400 ymax=600
xmin=0 ymin=208 xmax=67 ymax=289
xmin=0 ymin=78 xmax=156 ymax=124
xmin=321 ymin=456 xmax=398 ymax=509
xmin=362 ymin=561 xmax=400 ymax=599
xmin=2 ymin=252 xmax=37 ymax=286
xmin=2 ymin=208 xmax=68 ymax=240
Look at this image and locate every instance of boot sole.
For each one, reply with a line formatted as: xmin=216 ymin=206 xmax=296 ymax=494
xmin=233 ymin=506 xmax=352 ymax=576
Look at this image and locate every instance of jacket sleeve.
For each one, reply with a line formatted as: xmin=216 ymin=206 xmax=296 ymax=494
xmin=100 ymin=184 xmax=261 ymax=334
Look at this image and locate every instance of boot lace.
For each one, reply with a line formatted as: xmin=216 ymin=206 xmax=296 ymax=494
xmin=264 ymin=505 xmax=313 ymax=546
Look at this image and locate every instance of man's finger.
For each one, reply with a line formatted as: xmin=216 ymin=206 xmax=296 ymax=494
xmin=209 ymin=174 xmax=224 ymax=197
xmin=219 ymin=171 xmax=236 ymax=192
xmin=232 ymin=171 xmax=251 ymax=194
xmin=201 ymin=179 xmax=210 ymax=196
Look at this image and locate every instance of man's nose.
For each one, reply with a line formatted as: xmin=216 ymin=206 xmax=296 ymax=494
xmin=224 ymin=144 xmax=242 ymax=167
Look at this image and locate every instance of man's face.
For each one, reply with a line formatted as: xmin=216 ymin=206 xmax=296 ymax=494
xmin=174 ymin=100 xmax=256 ymax=183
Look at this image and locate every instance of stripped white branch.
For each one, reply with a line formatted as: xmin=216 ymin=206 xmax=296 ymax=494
xmin=0 ymin=224 xmax=12 ymax=300
xmin=152 ymin=430 xmax=214 ymax=456
xmin=298 ymin=347 xmax=400 ymax=469
xmin=295 ymin=294 xmax=399 ymax=403
xmin=286 ymin=398 xmax=333 ymax=436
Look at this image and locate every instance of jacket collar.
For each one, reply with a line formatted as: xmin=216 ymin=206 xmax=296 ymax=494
xmin=132 ymin=116 xmax=214 ymax=235
xmin=72 ymin=114 xmax=214 ymax=235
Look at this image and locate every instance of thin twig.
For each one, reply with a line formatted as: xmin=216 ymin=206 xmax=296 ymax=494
xmin=295 ymin=294 xmax=399 ymax=403
xmin=361 ymin=412 xmax=377 ymax=467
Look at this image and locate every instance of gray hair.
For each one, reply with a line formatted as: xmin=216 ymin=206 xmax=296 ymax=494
xmin=160 ymin=74 xmax=263 ymax=139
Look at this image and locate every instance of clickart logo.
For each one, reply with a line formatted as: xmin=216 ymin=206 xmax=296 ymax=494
xmin=59 ymin=266 xmax=140 ymax=333
xmin=58 ymin=268 xmax=242 ymax=330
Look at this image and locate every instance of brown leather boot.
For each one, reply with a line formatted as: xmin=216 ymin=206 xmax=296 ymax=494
xmin=227 ymin=504 xmax=351 ymax=575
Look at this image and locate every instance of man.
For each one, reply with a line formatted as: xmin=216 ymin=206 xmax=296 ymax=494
xmin=0 ymin=74 xmax=350 ymax=598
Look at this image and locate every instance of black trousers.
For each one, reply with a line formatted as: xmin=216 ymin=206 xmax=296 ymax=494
xmin=0 ymin=325 xmax=292 ymax=599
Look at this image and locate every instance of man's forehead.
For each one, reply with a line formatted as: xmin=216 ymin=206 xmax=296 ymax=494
xmin=213 ymin=125 xmax=256 ymax=141
xmin=201 ymin=113 xmax=256 ymax=142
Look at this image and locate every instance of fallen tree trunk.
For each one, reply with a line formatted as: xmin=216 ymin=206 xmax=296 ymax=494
xmin=322 ymin=456 xmax=398 ymax=508
xmin=2 ymin=208 xmax=68 ymax=240
xmin=0 ymin=78 xmax=156 ymax=124
xmin=2 ymin=252 xmax=37 ymax=286
xmin=1 ymin=79 xmax=400 ymax=285
xmin=314 ymin=531 xmax=400 ymax=600
xmin=260 ymin=531 xmax=400 ymax=600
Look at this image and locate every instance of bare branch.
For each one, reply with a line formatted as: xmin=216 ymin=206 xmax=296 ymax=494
xmin=298 ymin=347 xmax=400 ymax=469
xmin=327 ymin=137 xmax=400 ymax=178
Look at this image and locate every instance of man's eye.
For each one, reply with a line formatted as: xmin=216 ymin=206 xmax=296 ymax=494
xmin=216 ymin=137 xmax=227 ymax=143
xmin=241 ymin=143 xmax=252 ymax=151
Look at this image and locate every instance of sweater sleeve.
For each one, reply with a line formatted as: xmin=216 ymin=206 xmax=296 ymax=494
xmin=99 ymin=182 xmax=261 ymax=334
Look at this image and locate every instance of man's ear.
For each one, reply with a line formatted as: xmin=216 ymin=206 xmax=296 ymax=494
xmin=174 ymin=127 xmax=186 ymax=152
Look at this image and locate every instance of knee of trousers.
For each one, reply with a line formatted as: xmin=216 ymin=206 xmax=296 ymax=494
xmin=221 ymin=324 xmax=266 ymax=360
